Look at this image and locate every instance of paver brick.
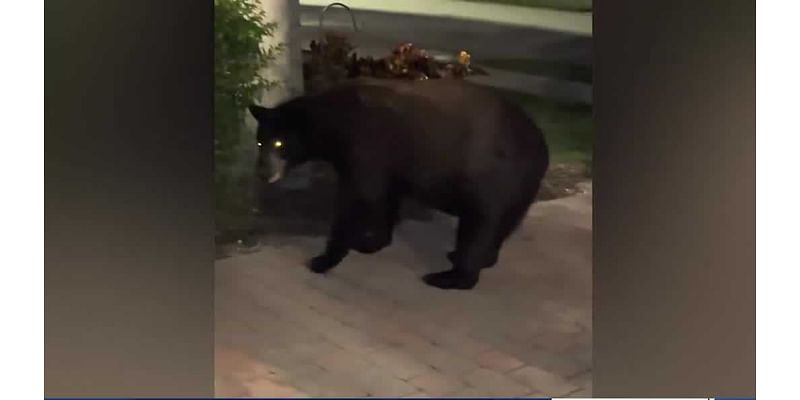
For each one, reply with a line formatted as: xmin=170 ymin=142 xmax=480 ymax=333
xmin=364 ymin=347 xmax=431 ymax=380
xmin=567 ymin=370 xmax=592 ymax=397
xmin=214 ymin=376 xmax=249 ymax=398
xmin=382 ymin=329 xmax=431 ymax=350
xmin=409 ymin=370 xmax=464 ymax=396
xmin=315 ymin=348 xmax=374 ymax=375
xmin=521 ymin=347 xmax=588 ymax=378
xmin=287 ymin=367 xmax=370 ymax=397
xmin=322 ymin=322 xmax=384 ymax=354
xmin=243 ymin=378 xmax=308 ymax=398
xmin=476 ymin=349 xmax=526 ymax=372
xmin=446 ymin=386 xmax=489 ymax=397
xmin=422 ymin=346 xmax=480 ymax=377
xmin=568 ymin=387 xmax=592 ymax=397
xmin=356 ymin=368 xmax=420 ymax=397
xmin=509 ymin=365 xmax=580 ymax=396
xmin=462 ymin=368 xmax=531 ymax=397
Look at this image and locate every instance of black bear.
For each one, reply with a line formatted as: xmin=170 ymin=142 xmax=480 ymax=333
xmin=249 ymin=78 xmax=549 ymax=290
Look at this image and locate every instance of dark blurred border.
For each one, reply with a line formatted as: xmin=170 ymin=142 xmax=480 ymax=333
xmin=45 ymin=0 xmax=214 ymax=396
xmin=593 ymin=0 xmax=755 ymax=396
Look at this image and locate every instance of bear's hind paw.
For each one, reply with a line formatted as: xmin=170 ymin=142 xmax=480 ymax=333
xmin=422 ymin=270 xmax=479 ymax=290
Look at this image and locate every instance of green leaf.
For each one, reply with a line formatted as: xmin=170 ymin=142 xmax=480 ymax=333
xmin=214 ymin=0 xmax=283 ymax=218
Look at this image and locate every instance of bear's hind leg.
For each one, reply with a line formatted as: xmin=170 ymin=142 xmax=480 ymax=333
xmin=423 ymin=214 xmax=501 ymax=290
xmin=445 ymin=211 xmax=507 ymax=269
xmin=308 ymin=218 xmax=351 ymax=274
xmin=445 ymin=183 xmax=539 ymax=267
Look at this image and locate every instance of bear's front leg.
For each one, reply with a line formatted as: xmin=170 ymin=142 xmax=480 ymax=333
xmin=307 ymin=187 xmax=355 ymax=274
xmin=308 ymin=213 xmax=352 ymax=273
xmin=308 ymin=239 xmax=349 ymax=273
xmin=309 ymin=169 xmax=393 ymax=272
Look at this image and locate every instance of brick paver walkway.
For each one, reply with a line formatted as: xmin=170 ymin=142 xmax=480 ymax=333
xmin=215 ymin=185 xmax=592 ymax=397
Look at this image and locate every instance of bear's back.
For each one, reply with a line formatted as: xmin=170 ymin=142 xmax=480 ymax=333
xmin=309 ymin=79 xmax=540 ymax=147
xmin=299 ymin=79 xmax=547 ymax=185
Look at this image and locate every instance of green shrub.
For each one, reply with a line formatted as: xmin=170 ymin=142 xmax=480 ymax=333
xmin=214 ymin=0 xmax=283 ymax=232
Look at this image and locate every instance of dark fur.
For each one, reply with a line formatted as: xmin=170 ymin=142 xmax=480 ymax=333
xmin=250 ymin=79 xmax=549 ymax=289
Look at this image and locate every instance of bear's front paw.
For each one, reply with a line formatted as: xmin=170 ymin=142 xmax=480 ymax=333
xmin=422 ymin=269 xmax=479 ymax=290
xmin=307 ymin=255 xmax=338 ymax=274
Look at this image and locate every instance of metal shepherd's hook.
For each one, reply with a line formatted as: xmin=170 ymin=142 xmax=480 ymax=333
xmin=318 ymin=2 xmax=359 ymax=42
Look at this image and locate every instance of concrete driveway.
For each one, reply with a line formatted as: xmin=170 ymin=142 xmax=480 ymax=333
xmin=215 ymin=183 xmax=592 ymax=397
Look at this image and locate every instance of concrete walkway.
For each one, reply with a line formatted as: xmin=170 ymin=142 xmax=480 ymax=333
xmin=215 ymin=185 xmax=592 ymax=397
xmin=300 ymin=0 xmax=592 ymax=35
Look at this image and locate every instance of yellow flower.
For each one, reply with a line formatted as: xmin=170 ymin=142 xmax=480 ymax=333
xmin=458 ymin=50 xmax=471 ymax=66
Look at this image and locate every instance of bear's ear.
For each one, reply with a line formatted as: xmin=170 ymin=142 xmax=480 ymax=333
xmin=248 ymin=105 xmax=274 ymax=122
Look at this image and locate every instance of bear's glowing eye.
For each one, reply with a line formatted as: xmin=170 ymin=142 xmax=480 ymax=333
xmin=257 ymin=142 xmax=263 ymax=147
xmin=274 ymin=140 xmax=283 ymax=148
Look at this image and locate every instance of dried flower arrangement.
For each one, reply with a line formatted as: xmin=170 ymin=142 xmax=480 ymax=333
xmin=303 ymin=32 xmax=488 ymax=93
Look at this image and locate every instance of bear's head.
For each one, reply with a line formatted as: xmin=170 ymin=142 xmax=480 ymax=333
xmin=248 ymin=104 xmax=310 ymax=183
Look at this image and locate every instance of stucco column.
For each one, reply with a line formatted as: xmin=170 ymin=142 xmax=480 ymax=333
xmin=258 ymin=0 xmax=304 ymax=106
